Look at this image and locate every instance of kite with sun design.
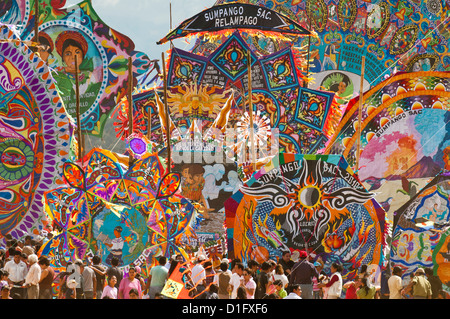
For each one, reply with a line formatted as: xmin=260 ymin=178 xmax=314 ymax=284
xmin=225 ymin=153 xmax=388 ymax=280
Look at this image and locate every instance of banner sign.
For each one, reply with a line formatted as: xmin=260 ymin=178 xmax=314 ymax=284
xmin=157 ymin=3 xmax=310 ymax=44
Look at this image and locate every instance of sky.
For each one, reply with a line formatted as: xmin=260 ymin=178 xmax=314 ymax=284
xmin=64 ymin=0 xmax=217 ymax=61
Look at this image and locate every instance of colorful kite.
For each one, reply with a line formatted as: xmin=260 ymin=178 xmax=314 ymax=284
xmin=325 ymin=71 xmax=450 ymax=217
xmin=1 ymin=0 xmax=151 ymax=147
xmin=157 ymin=2 xmax=310 ymax=45
xmin=166 ymin=31 xmax=341 ymax=155
xmin=0 ymin=25 xmax=72 ymax=241
xmin=225 ymin=153 xmax=388 ymax=279
xmin=161 ymin=261 xmax=194 ymax=299
xmin=39 ymin=148 xmax=200 ymax=272
xmin=116 ymin=82 xmax=251 ymax=240
xmin=126 ymin=132 xmax=157 ymax=159
xmin=391 ymin=170 xmax=450 ymax=291
xmin=214 ymin=0 xmax=450 ymax=99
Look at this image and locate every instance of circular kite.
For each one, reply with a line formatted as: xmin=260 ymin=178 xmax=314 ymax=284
xmin=0 ymin=25 xmax=71 ymax=241
xmin=39 ymin=148 xmax=200 ymax=273
xmin=225 ymin=153 xmax=388 ymax=279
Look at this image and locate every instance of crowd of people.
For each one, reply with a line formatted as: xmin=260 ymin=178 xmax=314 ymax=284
xmin=0 ymin=233 xmax=445 ymax=299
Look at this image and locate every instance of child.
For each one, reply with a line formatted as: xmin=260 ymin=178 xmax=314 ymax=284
xmin=129 ymin=288 xmax=140 ymax=299
xmin=273 ymin=279 xmax=287 ymax=299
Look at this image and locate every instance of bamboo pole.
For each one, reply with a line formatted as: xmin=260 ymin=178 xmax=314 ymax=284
xmin=162 ymin=52 xmax=171 ymax=173
xmin=305 ymin=11 xmax=312 ymax=88
xmin=128 ymin=57 xmax=134 ymax=166
xmin=247 ymin=50 xmax=256 ymax=171
xmin=356 ymin=56 xmax=366 ymax=172
xmin=75 ymin=55 xmax=83 ymax=166
xmin=170 ymin=2 xmax=174 ymax=50
xmin=240 ymin=86 xmax=247 ymax=163
xmin=147 ymin=107 xmax=152 ymax=140
xmin=34 ymin=0 xmax=39 ymax=43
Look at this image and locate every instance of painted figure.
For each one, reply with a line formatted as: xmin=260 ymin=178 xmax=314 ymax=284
xmin=52 ymin=30 xmax=101 ymax=115
xmin=105 ymin=226 xmax=125 ymax=266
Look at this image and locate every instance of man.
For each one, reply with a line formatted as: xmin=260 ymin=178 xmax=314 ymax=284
xmin=230 ymin=261 xmax=244 ymax=299
xmin=106 ymin=256 xmax=123 ymax=289
xmin=90 ymin=255 xmax=106 ymax=298
xmin=191 ymin=255 xmax=206 ymax=287
xmin=247 ymin=259 xmax=260 ymax=276
xmin=24 ymin=254 xmax=41 ymax=299
xmin=218 ymin=261 xmax=231 ymax=299
xmin=424 ymin=267 xmax=442 ymax=299
xmin=407 ymin=268 xmax=432 ymax=299
xmin=388 ymin=266 xmax=403 ymax=299
xmin=24 ymin=235 xmax=33 ymax=247
xmin=76 ymin=259 xmax=96 ymax=299
xmin=255 ymin=261 xmax=273 ymax=299
xmin=21 ymin=245 xmax=34 ymax=258
xmin=146 ymin=256 xmax=168 ymax=298
xmin=4 ymin=250 xmax=28 ymax=299
xmin=289 ymin=250 xmax=319 ymax=299
xmin=283 ymin=284 xmax=302 ymax=299
xmin=279 ymin=251 xmax=294 ymax=275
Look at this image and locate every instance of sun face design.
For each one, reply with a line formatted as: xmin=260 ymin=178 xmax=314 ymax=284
xmin=167 ymin=83 xmax=230 ymax=119
xmin=295 ymin=185 xmax=323 ymax=210
xmin=288 ymin=162 xmax=325 ymax=223
xmin=241 ymin=158 xmax=375 ymax=246
xmin=283 ymin=159 xmax=333 ymax=241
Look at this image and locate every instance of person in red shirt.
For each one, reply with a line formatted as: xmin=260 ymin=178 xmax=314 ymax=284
xmin=343 ymin=277 xmax=361 ymax=299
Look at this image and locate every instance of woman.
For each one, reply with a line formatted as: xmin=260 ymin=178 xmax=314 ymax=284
xmin=52 ymin=30 xmax=101 ymax=115
xmin=65 ymin=279 xmax=77 ymax=299
xmin=101 ymin=275 xmax=118 ymax=299
xmin=38 ymin=256 xmax=55 ymax=299
xmin=320 ymin=262 xmax=343 ymax=299
xmin=236 ymin=286 xmax=247 ymax=299
xmin=241 ymin=268 xmax=256 ymax=299
xmin=356 ymin=277 xmax=376 ymax=299
xmin=118 ymin=267 xmax=142 ymax=299
xmin=343 ymin=277 xmax=360 ymax=299
xmin=37 ymin=31 xmax=54 ymax=64
xmin=358 ymin=264 xmax=369 ymax=281
xmin=1 ymin=285 xmax=12 ymax=299
xmin=0 ymin=269 xmax=9 ymax=290
xmin=273 ymin=279 xmax=287 ymax=299
xmin=273 ymin=264 xmax=289 ymax=289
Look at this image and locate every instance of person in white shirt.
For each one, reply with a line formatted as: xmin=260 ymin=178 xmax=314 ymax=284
xmin=101 ymin=275 xmax=118 ymax=299
xmin=284 ymin=284 xmax=302 ymax=299
xmin=4 ymin=250 xmax=28 ymax=299
xmin=273 ymin=264 xmax=289 ymax=288
xmin=191 ymin=255 xmax=206 ymax=287
xmin=230 ymin=262 xmax=244 ymax=299
xmin=388 ymin=266 xmax=404 ymax=299
xmin=105 ymin=226 xmax=125 ymax=266
xmin=221 ymin=258 xmax=232 ymax=275
xmin=24 ymin=254 xmax=41 ymax=299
